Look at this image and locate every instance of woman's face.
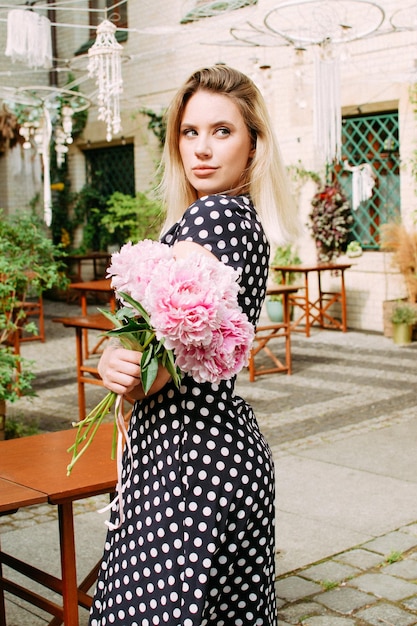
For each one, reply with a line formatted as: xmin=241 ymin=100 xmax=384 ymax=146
xmin=179 ymin=90 xmax=254 ymax=198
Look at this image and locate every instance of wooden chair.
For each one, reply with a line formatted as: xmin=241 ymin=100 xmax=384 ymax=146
xmin=16 ymin=293 xmax=45 ymax=343
xmin=248 ymin=285 xmax=299 ymax=381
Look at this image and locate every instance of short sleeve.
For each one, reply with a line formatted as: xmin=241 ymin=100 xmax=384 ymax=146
xmin=162 ymin=194 xmax=270 ymax=325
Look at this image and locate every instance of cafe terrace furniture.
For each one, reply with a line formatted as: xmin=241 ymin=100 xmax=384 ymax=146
xmin=65 ymin=252 xmax=111 ymax=283
xmin=69 ymin=279 xmax=115 ymax=359
xmin=271 ymin=262 xmax=352 ymax=337
xmin=248 ymin=285 xmax=299 ymax=381
xmin=0 ymin=423 xmax=116 ymax=626
xmin=53 ymin=313 xmax=114 ymax=421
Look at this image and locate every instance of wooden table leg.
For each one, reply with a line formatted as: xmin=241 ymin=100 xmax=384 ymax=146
xmin=79 ymin=294 xmax=90 ymax=360
xmin=282 ymin=290 xmax=292 ymax=374
xmin=317 ymin=270 xmax=324 ymax=328
xmin=304 ymin=272 xmax=311 ymax=337
xmin=340 ymin=269 xmax=348 ymax=332
xmin=0 ymin=538 xmax=6 ymax=626
xmin=74 ymin=328 xmax=86 ymax=421
xmin=58 ymin=502 xmax=79 ymax=626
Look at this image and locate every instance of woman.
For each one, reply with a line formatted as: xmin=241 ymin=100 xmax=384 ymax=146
xmin=90 ymin=65 xmax=298 ymax=626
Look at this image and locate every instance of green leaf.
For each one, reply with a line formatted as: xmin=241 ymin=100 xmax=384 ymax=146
xmin=141 ymin=355 xmax=159 ymax=394
xmin=117 ymin=292 xmax=152 ymax=325
xmin=97 ymin=307 xmax=122 ymax=327
xmin=141 ymin=345 xmax=154 ymax=370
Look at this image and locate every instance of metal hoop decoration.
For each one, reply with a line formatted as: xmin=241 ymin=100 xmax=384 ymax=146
xmin=181 ymin=0 xmax=258 ymax=23
xmin=263 ymin=0 xmax=385 ymax=46
xmin=16 ymin=86 xmax=90 ymax=113
xmin=0 ymin=87 xmax=43 ymax=108
xmin=390 ymin=4 xmax=417 ymax=32
xmin=230 ymin=22 xmax=291 ymax=47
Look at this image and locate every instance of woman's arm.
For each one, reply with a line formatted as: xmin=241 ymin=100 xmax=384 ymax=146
xmin=98 ymin=241 xmax=216 ymax=399
xmin=173 ymin=240 xmax=218 ymax=261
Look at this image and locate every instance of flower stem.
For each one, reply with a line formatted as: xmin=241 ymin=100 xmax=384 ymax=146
xmin=66 ymin=391 xmax=117 ymax=475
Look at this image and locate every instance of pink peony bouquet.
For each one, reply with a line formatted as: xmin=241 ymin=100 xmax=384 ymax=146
xmin=67 ymin=239 xmax=254 ymax=475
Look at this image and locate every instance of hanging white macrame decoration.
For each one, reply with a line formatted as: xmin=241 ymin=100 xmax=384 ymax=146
xmin=5 ymin=9 xmax=52 ymax=69
xmin=343 ymin=161 xmax=376 ymax=211
xmin=33 ymin=107 xmax=53 ymax=227
xmin=313 ymin=44 xmax=341 ymax=165
xmin=88 ymin=20 xmax=123 ymax=142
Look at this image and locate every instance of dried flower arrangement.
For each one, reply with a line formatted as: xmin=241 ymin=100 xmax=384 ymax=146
xmin=380 ymin=223 xmax=417 ymax=303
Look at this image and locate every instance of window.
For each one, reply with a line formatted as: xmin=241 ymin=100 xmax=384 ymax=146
xmin=76 ymin=0 xmax=127 ymax=54
xmin=89 ymin=0 xmax=128 ymax=31
xmin=85 ymin=143 xmax=135 ymax=197
xmin=335 ymin=111 xmax=400 ymax=250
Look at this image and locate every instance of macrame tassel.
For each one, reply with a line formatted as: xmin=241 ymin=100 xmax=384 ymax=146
xmin=88 ymin=20 xmax=123 ymax=142
xmin=314 ymin=45 xmax=341 ymax=165
xmin=5 ymin=9 xmax=52 ymax=69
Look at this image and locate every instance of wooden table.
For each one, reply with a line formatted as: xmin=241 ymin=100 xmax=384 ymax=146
xmin=0 ymin=424 xmax=116 ymax=626
xmin=69 ymin=279 xmax=115 ymax=358
xmin=65 ymin=252 xmax=111 ymax=283
xmin=53 ymin=314 xmax=114 ymax=421
xmin=271 ymin=263 xmax=352 ymax=337
xmin=248 ymin=285 xmax=299 ymax=381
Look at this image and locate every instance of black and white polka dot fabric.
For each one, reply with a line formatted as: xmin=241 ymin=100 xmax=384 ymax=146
xmin=89 ymin=195 xmax=276 ymax=626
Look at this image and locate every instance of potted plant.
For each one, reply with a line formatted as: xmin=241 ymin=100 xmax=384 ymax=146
xmin=0 ymin=210 xmax=69 ymax=438
xmin=266 ymin=244 xmax=301 ymax=322
xmin=346 ymin=240 xmax=363 ymax=258
xmin=390 ymin=301 xmax=417 ymax=345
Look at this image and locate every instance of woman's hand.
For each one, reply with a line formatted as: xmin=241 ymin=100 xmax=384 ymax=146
xmin=98 ymin=343 xmax=173 ymax=400
xmin=98 ymin=344 xmax=142 ymax=396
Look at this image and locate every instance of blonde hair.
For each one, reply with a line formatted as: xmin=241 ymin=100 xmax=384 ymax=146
xmin=159 ymin=65 xmax=299 ymax=245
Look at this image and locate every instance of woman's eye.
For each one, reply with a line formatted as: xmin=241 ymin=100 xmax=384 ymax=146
xmin=216 ymin=127 xmax=230 ymax=136
xmin=182 ymin=128 xmax=197 ymax=137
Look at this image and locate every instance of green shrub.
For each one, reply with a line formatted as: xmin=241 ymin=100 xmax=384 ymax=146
xmin=100 ymin=191 xmax=164 ymax=246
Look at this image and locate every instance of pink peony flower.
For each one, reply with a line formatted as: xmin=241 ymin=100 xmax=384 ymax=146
xmin=145 ymin=254 xmax=223 ymax=348
xmin=107 ymin=244 xmax=253 ymax=385
xmin=145 ymin=254 xmax=241 ymax=349
xmin=173 ymin=306 xmax=254 ymax=383
xmin=107 ymin=239 xmax=173 ymax=305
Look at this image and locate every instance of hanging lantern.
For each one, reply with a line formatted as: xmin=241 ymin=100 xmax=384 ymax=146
xmin=88 ymin=20 xmax=123 ymax=142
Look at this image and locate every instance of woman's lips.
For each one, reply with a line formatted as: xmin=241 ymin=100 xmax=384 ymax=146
xmin=192 ymin=166 xmax=217 ymax=176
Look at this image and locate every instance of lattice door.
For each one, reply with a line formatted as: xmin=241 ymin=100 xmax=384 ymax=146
xmin=335 ymin=111 xmax=400 ymax=249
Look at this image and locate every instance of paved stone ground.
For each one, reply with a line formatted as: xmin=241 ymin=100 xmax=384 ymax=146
xmin=276 ymin=526 xmax=417 ymax=625
xmin=3 ymin=298 xmax=417 ymax=625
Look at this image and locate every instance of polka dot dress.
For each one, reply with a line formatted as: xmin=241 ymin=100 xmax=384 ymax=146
xmin=89 ymin=195 xmax=277 ymax=626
